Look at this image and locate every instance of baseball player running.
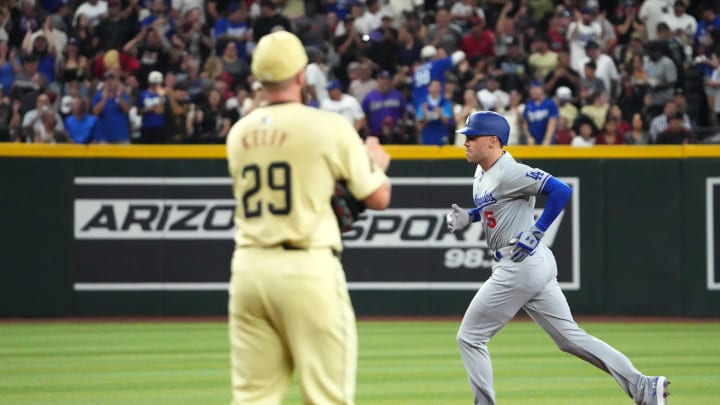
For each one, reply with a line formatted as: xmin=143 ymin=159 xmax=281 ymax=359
xmin=446 ymin=111 xmax=670 ymax=405
xmin=226 ymin=31 xmax=391 ymax=405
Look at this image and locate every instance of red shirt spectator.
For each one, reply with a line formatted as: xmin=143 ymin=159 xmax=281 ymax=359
xmin=547 ymin=12 xmax=568 ymax=53
xmin=460 ymin=17 xmax=495 ymax=59
xmin=92 ymin=49 xmax=140 ymax=80
xmin=596 ymin=117 xmax=626 ymax=145
xmin=555 ymin=127 xmax=574 ymax=144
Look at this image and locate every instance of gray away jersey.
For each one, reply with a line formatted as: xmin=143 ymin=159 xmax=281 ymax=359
xmin=472 ymin=151 xmax=551 ymax=251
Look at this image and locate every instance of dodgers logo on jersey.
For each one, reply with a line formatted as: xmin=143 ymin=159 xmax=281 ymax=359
xmin=526 ymin=170 xmax=545 ymax=181
xmin=474 ymin=191 xmax=497 ymax=210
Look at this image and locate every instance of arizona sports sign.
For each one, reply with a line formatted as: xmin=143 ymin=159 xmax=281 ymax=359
xmin=73 ymin=177 xmax=580 ymax=292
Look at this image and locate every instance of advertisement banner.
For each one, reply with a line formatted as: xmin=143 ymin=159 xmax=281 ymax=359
xmin=73 ymin=176 xmax=580 ymax=292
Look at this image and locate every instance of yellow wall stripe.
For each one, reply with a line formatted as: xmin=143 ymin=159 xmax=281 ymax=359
xmin=0 ymin=143 xmax=718 ymax=159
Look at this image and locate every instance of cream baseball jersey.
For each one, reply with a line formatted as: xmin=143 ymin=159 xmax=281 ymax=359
xmin=226 ymin=102 xmax=387 ymax=252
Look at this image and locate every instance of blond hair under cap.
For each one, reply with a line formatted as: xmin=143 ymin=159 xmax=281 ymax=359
xmin=251 ymin=31 xmax=308 ymax=82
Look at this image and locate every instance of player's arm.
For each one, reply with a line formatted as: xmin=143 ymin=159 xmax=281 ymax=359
xmin=451 ymin=50 xmax=466 ymax=66
xmin=358 ymin=137 xmax=391 ymax=210
xmin=447 ymin=166 xmax=483 ymax=232
xmin=365 ymin=180 xmax=391 ymax=210
xmin=509 ymin=176 xmax=571 ymax=261
xmin=535 ymin=177 xmax=572 ymax=232
xmin=446 ymin=203 xmax=482 ymax=233
xmin=335 ymin=115 xmax=391 ymax=211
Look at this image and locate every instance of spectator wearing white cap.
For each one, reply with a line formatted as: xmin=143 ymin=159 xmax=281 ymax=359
xmin=411 ymin=45 xmax=465 ymax=110
xmin=555 ymin=86 xmax=578 ymax=126
xmin=136 ymin=70 xmax=168 ymax=143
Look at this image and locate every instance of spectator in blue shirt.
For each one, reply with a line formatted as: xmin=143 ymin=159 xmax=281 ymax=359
xmin=417 ymin=79 xmax=453 ymax=145
xmin=412 ymin=45 xmax=465 ymax=110
xmin=91 ymin=70 xmax=131 ymax=144
xmin=23 ymin=34 xmax=56 ymax=84
xmin=137 ymin=70 xmax=168 ymax=144
xmin=64 ymin=97 xmax=97 ymax=144
xmin=213 ymin=2 xmax=251 ymax=61
xmin=694 ymin=4 xmax=720 ymax=46
xmin=141 ymin=0 xmax=182 ymax=47
xmin=0 ymin=40 xmax=18 ymax=93
xmin=522 ymin=81 xmax=559 ymax=145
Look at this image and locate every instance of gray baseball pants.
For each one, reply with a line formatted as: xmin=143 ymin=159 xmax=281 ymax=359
xmin=456 ymin=244 xmax=654 ymax=404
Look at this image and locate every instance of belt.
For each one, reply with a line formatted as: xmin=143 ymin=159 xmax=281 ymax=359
xmin=491 ymin=245 xmax=542 ymax=261
xmin=491 ymin=246 xmax=514 ymax=261
xmin=280 ymin=242 xmax=341 ymax=259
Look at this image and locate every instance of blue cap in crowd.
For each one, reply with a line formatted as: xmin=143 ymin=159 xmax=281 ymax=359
xmin=326 ymin=80 xmax=342 ymax=91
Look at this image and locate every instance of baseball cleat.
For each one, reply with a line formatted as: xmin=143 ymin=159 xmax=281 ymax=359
xmin=651 ymin=376 xmax=670 ymax=404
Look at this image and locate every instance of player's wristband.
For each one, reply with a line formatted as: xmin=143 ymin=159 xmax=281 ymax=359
xmin=468 ymin=207 xmax=482 ymax=223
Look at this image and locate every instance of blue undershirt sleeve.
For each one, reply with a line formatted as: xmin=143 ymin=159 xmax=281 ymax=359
xmin=467 ymin=207 xmax=482 ymax=222
xmin=535 ymin=176 xmax=572 ymax=232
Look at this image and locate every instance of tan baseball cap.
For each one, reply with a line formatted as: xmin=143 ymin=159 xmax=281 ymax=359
xmin=251 ymin=31 xmax=308 ymax=82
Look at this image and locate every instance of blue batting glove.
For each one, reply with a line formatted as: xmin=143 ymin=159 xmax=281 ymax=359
xmin=509 ymin=226 xmax=544 ymax=262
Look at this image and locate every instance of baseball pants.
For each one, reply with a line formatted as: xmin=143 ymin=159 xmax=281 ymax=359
xmin=229 ymin=247 xmax=357 ymax=405
xmin=457 ymin=244 xmax=653 ymax=405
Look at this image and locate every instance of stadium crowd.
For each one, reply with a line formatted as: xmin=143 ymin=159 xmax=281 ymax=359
xmin=0 ymin=0 xmax=719 ymax=145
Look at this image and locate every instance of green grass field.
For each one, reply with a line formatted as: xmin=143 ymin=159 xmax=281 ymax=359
xmin=0 ymin=319 xmax=717 ymax=404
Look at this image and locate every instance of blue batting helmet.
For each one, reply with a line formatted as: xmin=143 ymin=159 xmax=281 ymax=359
xmin=456 ymin=111 xmax=510 ymax=146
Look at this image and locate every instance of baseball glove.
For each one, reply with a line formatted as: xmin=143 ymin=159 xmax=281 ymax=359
xmin=331 ymin=181 xmax=366 ymax=233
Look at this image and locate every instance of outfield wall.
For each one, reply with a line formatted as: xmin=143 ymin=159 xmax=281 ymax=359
xmin=1 ymin=144 xmax=719 ymax=317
